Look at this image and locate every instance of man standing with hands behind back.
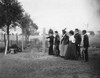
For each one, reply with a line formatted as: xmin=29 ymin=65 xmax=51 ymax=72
xmin=82 ymin=30 xmax=89 ymax=62
xmin=74 ymin=29 xmax=82 ymax=59
xmin=54 ymin=31 xmax=60 ymax=56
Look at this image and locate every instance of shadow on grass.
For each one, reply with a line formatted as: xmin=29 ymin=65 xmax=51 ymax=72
xmin=0 ymin=47 xmax=5 ymax=53
xmin=88 ymin=49 xmax=100 ymax=78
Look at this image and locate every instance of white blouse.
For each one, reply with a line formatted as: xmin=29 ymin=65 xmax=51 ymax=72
xmin=69 ymin=35 xmax=75 ymax=43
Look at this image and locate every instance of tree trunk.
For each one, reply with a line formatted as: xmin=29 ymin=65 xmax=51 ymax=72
xmin=5 ymin=37 xmax=8 ymax=55
xmin=4 ymin=34 xmax=6 ymax=47
xmin=16 ymin=34 xmax=18 ymax=45
xmin=5 ymin=33 xmax=9 ymax=55
xmin=25 ymin=34 xmax=27 ymax=46
xmin=5 ymin=26 xmax=9 ymax=55
xmin=26 ymin=35 xmax=29 ymax=44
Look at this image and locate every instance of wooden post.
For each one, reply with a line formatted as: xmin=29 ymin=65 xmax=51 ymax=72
xmin=22 ymin=34 xmax=24 ymax=51
xmin=10 ymin=34 xmax=12 ymax=46
xmin=42 ymin=28 xmax=46 ymax=53
xmin=16 ymin=34 xmax=18 ymax=45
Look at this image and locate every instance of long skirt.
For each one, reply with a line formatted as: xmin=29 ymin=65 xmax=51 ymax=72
xmin=65 ymin=42 xmax=77 ymax=60
xmin=60 ymin=44 xmax=68 ymax=56
xmin=49 ymin=45 xmax=54 ymax=55
xmin=53 ymin=45 xmax=60 ymax=56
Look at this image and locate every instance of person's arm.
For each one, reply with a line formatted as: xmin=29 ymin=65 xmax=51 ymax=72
xmin=74 ymin=34 xmax=78 ymax=44
xmin=79 ymin=34 xmax=82 ymax=44
xmin=83 ymin=35 xmax=85 ymax=48
xmin=46 ymin=36 xmax=50 ymax=39
xmin=83 ymin=35 xmax=86 ymax=50
xmin=53 ymin=36 xmax=56 ymax=45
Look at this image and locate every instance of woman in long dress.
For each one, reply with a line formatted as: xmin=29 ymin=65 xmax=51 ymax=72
xmin=65 ymin=30 xmax=77 ymax=60
xmin=60 ymin=29 xmax=69 ymax=57
xmin=47 ymin=33 xmax=54 ymax=55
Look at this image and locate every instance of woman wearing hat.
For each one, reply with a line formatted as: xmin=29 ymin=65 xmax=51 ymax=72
xmin=65 ymin=30 xmax=77 ymax=60
xmin=47 ymin=29 xmax=54 ymax=55
xmin=60 ymin=29 xmax=69 ymax=57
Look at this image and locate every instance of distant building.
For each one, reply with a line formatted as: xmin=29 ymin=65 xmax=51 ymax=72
xmin=87 ymin=31 xmax=95 ymax=35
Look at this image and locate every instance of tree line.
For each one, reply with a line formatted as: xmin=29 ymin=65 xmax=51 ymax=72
xmin=0 ymin=0 xmax=38 ymax=54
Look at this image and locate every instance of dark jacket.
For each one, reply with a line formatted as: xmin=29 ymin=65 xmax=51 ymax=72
xmin=55 ymin=35 xmax=60 ymax=45
xmin=61 ymin=34 xmax=69 ymax=45
xmin=83 ymin=34 xmax=89 ymax=48
xmin=47 ymin=36 xmax=54 ymax=46
xmin=74 ymin=33 xmax=82 ymax=45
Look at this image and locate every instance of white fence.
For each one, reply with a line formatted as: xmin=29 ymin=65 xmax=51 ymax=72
xmin=0 ymin=34 xmax=48 ymax=52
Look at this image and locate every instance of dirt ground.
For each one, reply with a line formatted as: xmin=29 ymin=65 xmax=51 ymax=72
xmin=0 ymin=48 xmax=100 ymax=78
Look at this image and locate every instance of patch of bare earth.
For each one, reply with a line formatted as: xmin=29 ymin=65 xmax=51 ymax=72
xmin=0 ymin=48 xmax=100 ymax=78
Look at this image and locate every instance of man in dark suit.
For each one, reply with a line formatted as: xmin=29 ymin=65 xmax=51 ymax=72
xmin=54 ymin=31 xmax=60 ymax=56
xmin=74 ymin=29 xmax=82 ymax=59
xmin=82 ymin=30 xmax=89 ymax=62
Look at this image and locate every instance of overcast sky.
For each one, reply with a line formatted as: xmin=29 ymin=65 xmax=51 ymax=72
xmin=19 ymin=0 xmax=100 ymax=33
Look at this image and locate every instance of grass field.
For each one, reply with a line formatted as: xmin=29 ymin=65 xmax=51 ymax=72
xmin=0 ymin=47 xmax=100 ymax=78
xmin=89 ymin=34 xmax=100 ymax=48
xmin=0 ymin=34 xmax=100 ymax=78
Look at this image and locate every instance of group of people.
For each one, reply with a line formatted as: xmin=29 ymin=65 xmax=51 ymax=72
xmin=47 ymin=28 xmax=89 ymax=62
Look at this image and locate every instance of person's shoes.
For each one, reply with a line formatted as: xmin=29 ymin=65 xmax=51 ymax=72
xmin=60 ymin=56 xmax=64 ymax=58
xmin=56 ymin=55 xmax=59 ymax=57
xmin=64 ymin=58 xmax=68 ymax=60
xmin=84 ymin=60 xmax=88 ymax=62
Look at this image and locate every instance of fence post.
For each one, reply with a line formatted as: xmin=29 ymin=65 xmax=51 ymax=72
xmin=42 ymin=28 xmax=46 ymax=53
xmin=16 ymin=34 xmax=18 ymax=45
xmin=4 ymin=34 xmax=6 ymax=47
xmin=22 ymin=34 xmax=24 ymax=51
